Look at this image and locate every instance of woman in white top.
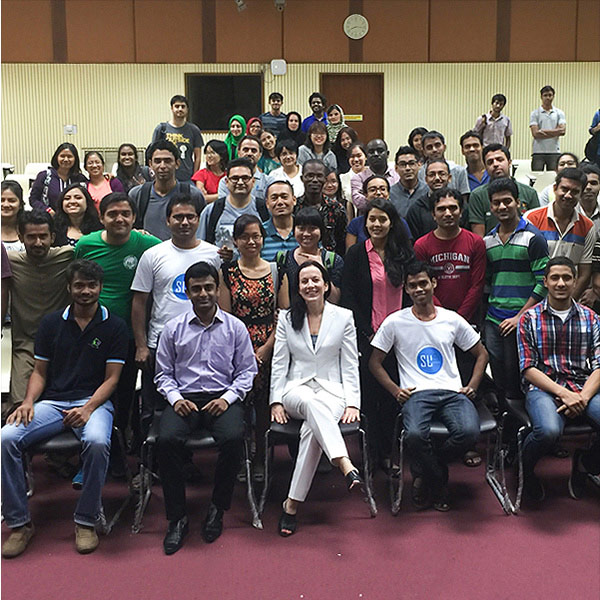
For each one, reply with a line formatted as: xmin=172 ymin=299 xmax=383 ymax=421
xmin=297 ymin=122 xmax=338 ymax=172
xmin=267 ymin=139 xmax=304 ymax=198
xmin=340 ymin=143 xmax=368 ymax=221
xmin=270 ymin=260 xmax=363 ymax=536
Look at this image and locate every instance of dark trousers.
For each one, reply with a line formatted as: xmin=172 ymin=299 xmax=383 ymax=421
xmin=531 ymin=153 xmax=559 ymax=171
xmin=139 ymin=348 xmax=168 ymax=442
xmin=157 ymin=393 xmax=245 ymax=522
xmin=114 ymin=339 xmax=139 ymax=439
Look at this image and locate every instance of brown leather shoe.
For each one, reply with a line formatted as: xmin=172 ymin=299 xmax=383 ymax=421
xmin=75 ymin=524 xmax=99 ymax=554
xmin=2 ymin=523 xmax=35 ymax=558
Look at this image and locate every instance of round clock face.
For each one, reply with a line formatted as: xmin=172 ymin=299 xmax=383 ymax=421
xmin=343 ymin=14 xmax=369 ymax=40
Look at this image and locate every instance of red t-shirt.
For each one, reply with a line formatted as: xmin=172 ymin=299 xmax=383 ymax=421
xmin=414 ymin=228 xmax=486 ymax=322
xmin=191 ymin=168 xmax=224 ymax=194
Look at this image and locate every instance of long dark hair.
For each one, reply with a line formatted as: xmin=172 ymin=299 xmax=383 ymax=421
xmin=116 ymin=143 xmax=141 ymax=177
xmin=289 ymin=260 xmax=331 ymax=331
xmin=50 ymin=143 xmax=82 ymax=177
xmin=332 ymin=126 xmax=359 ymax=157
xmin=364 ymin=198 xmax=414 ymax=287
xmin=53 ymin=183 xmax=102 ymax=246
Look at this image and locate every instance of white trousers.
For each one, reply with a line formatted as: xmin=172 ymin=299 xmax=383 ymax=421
xmin=282 ymin=381 xmax=348 ymax=502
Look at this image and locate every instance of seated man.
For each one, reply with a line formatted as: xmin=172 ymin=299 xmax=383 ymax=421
xmin=517 ymin=257 xmax=600 ymax=501
xmin=1 ymin=260 xmax=127 ymax=557
xmin=154 ymin=261 xmax=257 ymax=555
xmin=369 ymin=261 xmax=488 ymax=510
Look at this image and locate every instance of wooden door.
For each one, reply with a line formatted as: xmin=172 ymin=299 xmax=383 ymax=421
xmin=320 ymin=73 xmax=384 ymax=143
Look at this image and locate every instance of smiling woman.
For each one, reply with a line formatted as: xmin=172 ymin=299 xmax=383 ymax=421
xmin=53 ymin=183 xmax=102 ymax=247
xmin=84 ymin=151 xmax=124 ymax=211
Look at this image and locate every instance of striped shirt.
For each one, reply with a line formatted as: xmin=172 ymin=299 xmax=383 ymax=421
xmin=261 ymin=217 xmax=298 ymax=262
xmin=484 ymin=217 xmax=548 ymax=325
xmin=525 ymin=202 xmax=596 ymax=266
xmin=517 ymin=299 xmax=600 ymax=392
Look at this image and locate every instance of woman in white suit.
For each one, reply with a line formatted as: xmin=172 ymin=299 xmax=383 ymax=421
xmin=270 ymin=260 xmax=363 ymax=536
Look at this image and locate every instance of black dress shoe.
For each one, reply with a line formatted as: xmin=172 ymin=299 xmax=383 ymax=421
xmin=202 ymin=503 xmax=224 ymax=543
xmin=345 ymin=469 xmax=363 ymax=492
xmin=163 ymin=516 xmax=189 ymax=555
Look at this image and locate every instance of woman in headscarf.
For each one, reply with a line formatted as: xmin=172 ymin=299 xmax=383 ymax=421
xmin=224 ymin=114 xmax=247 ymax=160
xmin=246 ymin=117 xmax=263 ymax=138
xmin=326 ymin=104 xmax=346 ymax=144
xmin=277 ymin=111 xmax=306 ymax=147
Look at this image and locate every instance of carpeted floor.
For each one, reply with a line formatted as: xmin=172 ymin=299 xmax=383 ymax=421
xmin=2 ymin=440 xmax=599 ymax=600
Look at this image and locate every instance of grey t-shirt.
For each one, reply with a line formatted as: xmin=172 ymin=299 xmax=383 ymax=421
xmin=198 ymin=197 xmax=260 ymax=249
xmin=152 ymin=121 xmax=204 ymax=182
xmin=129 ymin=182 xmax=205 ymax=241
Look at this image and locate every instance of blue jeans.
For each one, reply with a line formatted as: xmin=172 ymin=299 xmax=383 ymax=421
xmin=1 ymin=398 xmax=113 ymax=528
xmin=523 ymin=389 xmax=600 ymax=474
xmin=402 ymin=390 xmax=479 ymax=494
xmin=484 ymin=320 xmax=522 ymax=400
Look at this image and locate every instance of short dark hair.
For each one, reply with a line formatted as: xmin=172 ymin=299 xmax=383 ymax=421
xmin=581 ymin=163 xmax=600 ymax=178
xmin=239 ymin=135 xmax=262 ymax=151
xmin=558 ymin=152 xmax=579 ymax=167
xmin=18 ymin=210 xmax=55 ymax=236
xmin=460 ymin=130 xmax=483 ymax=147
xmin=431 ymin=187 xmax=464 ymax=210
xmin=294 ymin=206 xmax=325 ymax=240
xmin=424 ymin=158 xmax=450 ymax=174
xmin=269 ymin=92 xmax=283 ymax=102
xmin=302 ymin=158 xmax=327 ymax=175
xmin=488 ymin=177 xmax=518 ymax=201
xmin=233 ymin=214 xmax=266 ymax=239
xmin=422 ymin=131 xmax=445 ymax=146
xmin=308 ymin=92 xmax=326 ymax=105
xmin=66 ymin=259 xmax=104 ymax=284
xmin=404 ymin=260 xmax=435 ymax=284
xmin=540 ymin=85 xmax=555 ymax=95
xmin=170 ymin=94 xmax=188 ymax=107
xmin=394 ymin=145 xmax=419 ymax=163
xmin=491 ymin=93 xmax=507 ymax=105
xmin=275 ymin=138 xmax=298 ymax=159
xmin=146 ymin=139 xmax=180 ymax=163
xmin=306 ymin=121 xmax=330 ymax=154
xmin=265 ymin=179 xmax=294 ymax=198
xmin=84 ymin=151 xmax=105 ymax=168
xmin=226 ymin=157 xmax=254 ymax=176
xmin=184 ymin=261 xmax=219 ymax=288
xmin=363 ymin=174 xmax=390 ymax=194
xmin=205 ymin=139 xmax=229 ymax=171
xmin=482 ymin=143 xmax=511 ymax=162
xmin=166 ymin=193 xmax=203 ymax=218
xmin=555 ymin=167 xmax=587 ymax=189
xmin=544 ymin=256 xmax=576 ymax=277
xmin=99 ymin=192 xmax=137 ymax=216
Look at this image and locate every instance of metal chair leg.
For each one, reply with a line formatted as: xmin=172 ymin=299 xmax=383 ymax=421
xmin=132 ymin=440 xmax=153 ymax=533
xmin=511 ymin=425 xmax=529 ymax=514
xmin=257 ymin=430 xmax=272 ymax=517
xmin=359 ymin=426 xmax=377 ymax=517
xmin=389 ymin=415 xmax=402 ymax=515
xmin=484 ymin=421 xmax=514 ymax=515
xmin=244 ymin=437 xmax=262 ymax=529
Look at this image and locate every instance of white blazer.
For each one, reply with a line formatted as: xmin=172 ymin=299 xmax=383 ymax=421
xmin=270 ymin=302 xmax=361 ymax=409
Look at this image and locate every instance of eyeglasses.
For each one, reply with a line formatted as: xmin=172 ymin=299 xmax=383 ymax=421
xmin=397 ymin=161 xmax=418 ymax=168
xmin=228 ymin=175 xmax=253 ymax=183
xmin=237 ymin=234 xmax=263 ymax=243
xmin=170 ymin=213 xmax=199 ymax=223
xmin=367 ymin=186 xmax=389 ymax=194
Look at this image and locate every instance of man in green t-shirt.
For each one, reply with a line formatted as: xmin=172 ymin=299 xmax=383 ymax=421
xmin=75 ymin=193 xmax=160 ymax=459
xmin=468 ymin=144 xmax=539 ymax=236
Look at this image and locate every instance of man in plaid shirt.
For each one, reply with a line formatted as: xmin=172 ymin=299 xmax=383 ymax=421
xmin=517 ymin=256 xmax=600 ymax=501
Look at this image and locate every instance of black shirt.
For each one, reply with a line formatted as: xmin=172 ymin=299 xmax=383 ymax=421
xmin=34 ymin=304 xmax=128 ymax=401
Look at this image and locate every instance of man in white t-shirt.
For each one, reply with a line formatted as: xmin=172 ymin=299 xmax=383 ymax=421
xmin=369 ymin=261 xmax=489 ymax=511
xmin=131 ymin=193 xmax=221 ymax=437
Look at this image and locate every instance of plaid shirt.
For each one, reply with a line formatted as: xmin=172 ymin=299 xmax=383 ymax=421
xmin=517 ymin=298 xmax=600 ymax=392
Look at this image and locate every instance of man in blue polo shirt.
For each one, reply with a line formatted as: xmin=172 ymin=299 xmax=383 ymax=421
xmin=1 ymin=260 xmax=128 ymax=558
xmin=261 ymin=180 xmax=298 ymax=261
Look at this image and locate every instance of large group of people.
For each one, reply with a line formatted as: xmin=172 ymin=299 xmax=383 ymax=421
xmin=2 ymin=87 xmax=600 ymax=559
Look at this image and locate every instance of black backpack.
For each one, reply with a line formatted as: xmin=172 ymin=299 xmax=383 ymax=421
xmin=134 ymin=181 xmax=194 ymax=229
xmin=205 ymin=196 xmax=269 ymax=244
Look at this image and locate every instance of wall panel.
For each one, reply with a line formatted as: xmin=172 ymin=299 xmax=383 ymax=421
xmin=576 ymin=0 xmax=600 ymax=60
xmin=2 ymin=62 xmax=598 ymax=173
xmin=1 ymin=0 xmax=54 ymax=62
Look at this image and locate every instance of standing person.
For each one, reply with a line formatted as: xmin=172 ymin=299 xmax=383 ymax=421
xmin=29 ymin=143 xmax=87 ymax=213
xmin=5 ymin=212 xmax=73 ymax=420
xmin=1 ymin=259 xmax=128 ymax=558
xmin=460 ymin=131 xmax=490 ymax=191
xmin=131 ymin=194 xmax=221 ymax=439
xmin=473 ymin=94 xmax=513 ymax=148
xmin=408 ymin=127 xmax=428 ymax=164
xmin=129 ymin=140 xmax=205 ymax=241
xmin=84 ymin=151 xmax=124 ymax=211
xmin=53 ymin=184 xmax=102 ymax=247
xmin=588 ymin=108 xmax=600 ymax=168
xmin=301 ymin=92 xmax=328 ymax=133
xmin=342 ymin=198 xmax=414 ymax=468
xmin=259 ymin=92 xmax=287 ymax=136
xmin=332 ymin=126 xmax=359 ymax=175
xmin=389 ymin=146 xmax=429 ymax=219
xmin=191 ymin=140 xmax=228 ymax=204
xmin=351 ymin=139 xmax=400 ymax=214
xmin=223 ymin=115 xmax=247 ymax=160
xmin=296 ymin=159 xmax=347 ymax=256
xmin=257 ymin=130 xmax=280 ymax=175
xmin=155 ymin=262 xmax=257 ymax=554
xmin=529 ymin=85 xmax=566 ymax=172
xmin=538 ymin=152 xmax=579 ymax=207
xmin=74 ymin=193 xmax=161 ymax=460
xmin=517 ymin=257 xmax=600 ymax=501
xmin=277 ymin=111 xmax=306 ymax=147
xmin=297 ymin=122 xmax=337 ymax=172
xmin=271 ymin=261 xmax=363 ymax=536
xmin=369 ymin=261 xmax=489 ymax=511
xmin=267 ymin=140 xmax=305 ymax=199
xmin=246 ymin=117 xmax=263 ymax=138
xmin=525 ymin=168 xmax=594 ymax=300
xmin=261 ymin=180 xmax=298 ymax=262
xmin=340 ymin=142 xmax=367 ymax=217
xmin=115 ymin=143 xmax=152 ymax=194
xmin=1 ymin=181 xmax=25 ymax=251
xmin=325 ymin=104 xmax=346 ymax=143
xmin=483 ymin=178 xmax=549 ymax=404
xmin=220 ymin=215 xmax=289 ymax=478
xmin=152 ymin=94 xmax=204 ymax=183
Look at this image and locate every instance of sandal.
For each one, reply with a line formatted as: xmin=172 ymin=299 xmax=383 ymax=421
xmin=278 ymin=502 xmax=297 ymax=537
xmin=463 ymin=450 xmax=482 ymax=468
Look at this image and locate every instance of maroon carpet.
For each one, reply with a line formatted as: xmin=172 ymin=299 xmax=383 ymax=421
xmin=2 ymin=440 xmax=599 ymax=600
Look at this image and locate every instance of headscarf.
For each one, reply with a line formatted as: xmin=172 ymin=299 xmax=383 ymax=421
xmin=246 ymin=117 xmax=263 ymax=136
xmin=326 ymin=104 xmax=346 ymax=143
xmin=277 ymin=111 xmax=306 ymax=147
xmin=224 ymin=114 xmax=247 ymax=160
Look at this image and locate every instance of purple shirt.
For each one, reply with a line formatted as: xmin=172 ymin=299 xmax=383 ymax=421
xmin=350 ymin=166 xmax=400 ymax=214
xmin=155 ymin=306 xmax=258 ymax=406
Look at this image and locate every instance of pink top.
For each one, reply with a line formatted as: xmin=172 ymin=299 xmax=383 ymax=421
xmin=191 ymin=168 xmax=224 ymax=194
xmin=87 ymin=178 xmax=113 ymax=211
xmin=366 ymin=238 xmax=403 ymax=332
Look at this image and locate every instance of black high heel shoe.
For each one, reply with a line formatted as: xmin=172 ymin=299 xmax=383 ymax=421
xmin=345 ymin=469 xmax=363 ymax=492
xmin=278 ymin=501 xmax=297 ymax=537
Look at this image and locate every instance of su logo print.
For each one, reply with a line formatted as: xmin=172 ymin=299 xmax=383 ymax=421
xmin=416 ymin=347 xmax=443 ymax=374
